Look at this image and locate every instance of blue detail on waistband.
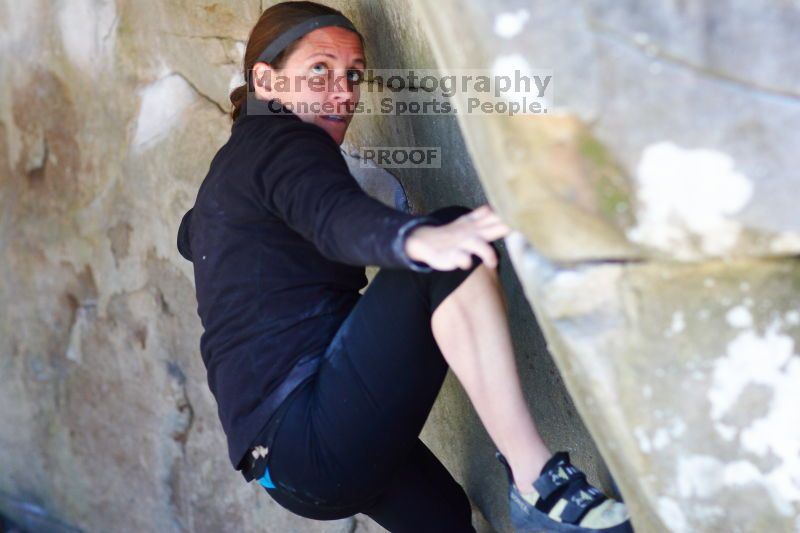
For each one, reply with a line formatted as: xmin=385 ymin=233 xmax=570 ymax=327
xmin=258 ymin=466 xmax=276 ymax=489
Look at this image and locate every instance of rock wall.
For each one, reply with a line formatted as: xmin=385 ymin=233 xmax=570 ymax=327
xmin=411 ymin=0 xmax=800 ymax=531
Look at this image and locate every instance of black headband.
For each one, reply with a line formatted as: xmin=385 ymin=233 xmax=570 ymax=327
xmin=256 ymin=14 xmax=359 ymax=65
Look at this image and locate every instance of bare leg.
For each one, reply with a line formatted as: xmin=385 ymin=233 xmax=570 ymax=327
xmin=431 ymin=263 xmax=551 ymax=492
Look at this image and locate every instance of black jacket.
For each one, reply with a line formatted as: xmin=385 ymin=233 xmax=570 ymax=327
xmin=176 ymin=95 xmax=441 ymax=475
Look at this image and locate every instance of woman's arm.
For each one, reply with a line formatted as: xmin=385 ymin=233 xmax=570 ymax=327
xmin=256 ymin=122 xmax=441 ymax=272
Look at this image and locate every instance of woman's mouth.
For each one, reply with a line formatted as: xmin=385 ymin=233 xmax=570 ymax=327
xmin=320 ymin=114 xmax=347 ymax=124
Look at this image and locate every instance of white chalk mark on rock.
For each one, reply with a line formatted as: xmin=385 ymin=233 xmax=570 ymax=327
xmin=493 ymin=9 xmax=530 ymax=39
xmin=626 ymin=142 xmax=753 ymax=259
xmin=726 ymin=305 xmax=753 ymax=328
xmin=58 ymin=0 xmax=118 ymax=74
xmin=133 ymin=71 xmax=197 ymax=152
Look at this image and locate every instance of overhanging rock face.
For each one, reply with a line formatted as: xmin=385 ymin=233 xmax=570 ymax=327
xmin=411 ymin=0 xmax=800 ymax=531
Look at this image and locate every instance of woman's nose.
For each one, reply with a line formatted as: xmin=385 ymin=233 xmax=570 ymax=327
xmin=328 ymin=69 xmax=354 ymax=97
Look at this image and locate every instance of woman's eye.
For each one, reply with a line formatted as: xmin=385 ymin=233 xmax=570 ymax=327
xmin=311 ymin=63 xmax=327 ymax=75
xmin=347 ymin=70 xmax=363 ymax=84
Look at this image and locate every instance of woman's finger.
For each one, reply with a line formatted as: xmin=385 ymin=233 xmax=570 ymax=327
xmin=475 ymin=242 xmax=499 ymax=269
xmin=470 ymin=219 xmax=511 ymax=240
xmin=479 ymin=223 xmax=513 ymax=241
xmin=465 ymin=205 xmax=493 ymax=221
xmin=451 ymin=249 xmax=473 ymax=270
xmin=470 ymin=215 xmax=503 ymax=228
xmin=459 ymin=237 xmax=498 ymax=269
xmin=472 ymin=216 xmax=511 ymax=232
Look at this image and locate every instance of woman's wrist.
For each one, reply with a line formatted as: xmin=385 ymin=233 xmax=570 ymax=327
xmin=403 ymin=225 xmax=431 ymax=264
xmin=393 ymin=215 xmax=440 ymax=272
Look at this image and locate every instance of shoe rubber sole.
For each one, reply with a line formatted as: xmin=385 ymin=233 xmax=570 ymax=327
xmin=509 ymin=486 xmax=634 ymax=533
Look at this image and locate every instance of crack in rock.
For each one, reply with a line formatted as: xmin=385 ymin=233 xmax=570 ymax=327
xmin=163 ymin=32 xmax=246 ymax=45
xmin=170 ymin=71 xmax=227 ymax=115
xmin=582 ymin=11 xmax=800 ymax=103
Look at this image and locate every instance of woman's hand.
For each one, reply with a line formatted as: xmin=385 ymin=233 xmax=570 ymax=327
xmin=403 ymin=204 xmax=512 ymax=270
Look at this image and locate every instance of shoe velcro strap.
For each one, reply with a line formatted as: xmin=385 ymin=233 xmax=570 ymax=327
xmin=533 ymin=461 xmax=585 ymax=500
xmin=558 ymin=481 xmax=608 ymax=525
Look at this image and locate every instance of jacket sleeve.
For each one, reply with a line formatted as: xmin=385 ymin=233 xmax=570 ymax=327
xmin=177 ymin=207 xmax=193 ymax=262
xmin=256 ymin=123 xmax=441 ymax=272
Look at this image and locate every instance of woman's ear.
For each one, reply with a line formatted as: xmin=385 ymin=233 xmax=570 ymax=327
xmin=251 ymin=61 xmax=273 ymax=97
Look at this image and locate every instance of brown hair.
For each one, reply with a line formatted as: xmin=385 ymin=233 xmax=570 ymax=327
xmin=229 ymin=1 xmax=365 ymax=122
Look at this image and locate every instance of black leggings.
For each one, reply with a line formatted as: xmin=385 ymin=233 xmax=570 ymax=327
xmin=260 ymin=205 xmax=498 ymax=532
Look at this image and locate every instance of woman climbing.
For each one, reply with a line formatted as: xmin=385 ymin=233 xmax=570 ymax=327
xmin=176 ymin=2 xmax=633 ymax=532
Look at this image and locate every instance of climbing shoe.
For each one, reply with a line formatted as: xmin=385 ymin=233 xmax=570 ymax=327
xmin=496 ymin=450 xmax=633 ymax=533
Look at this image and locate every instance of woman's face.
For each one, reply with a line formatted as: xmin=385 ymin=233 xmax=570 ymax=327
xmin=253 ymin=26 xmax=365 ymax=145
